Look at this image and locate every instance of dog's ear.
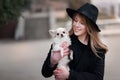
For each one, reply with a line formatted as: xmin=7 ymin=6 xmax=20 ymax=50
xmin=49 ymin=29 xmax=56 ymax=38
xmin=65 ymin=20 xmax=72 ymax=32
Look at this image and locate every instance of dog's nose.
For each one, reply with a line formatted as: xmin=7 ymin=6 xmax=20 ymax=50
xmin=61 ymin=34 xmax=63 ymax=37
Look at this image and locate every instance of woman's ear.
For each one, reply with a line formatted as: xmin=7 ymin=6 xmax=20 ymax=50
xmin=49 ymin=29 xmax=56 ymax=38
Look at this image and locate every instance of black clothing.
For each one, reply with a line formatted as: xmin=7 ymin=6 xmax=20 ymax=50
xmin=41 ymin=35 xmax=106 ymax=80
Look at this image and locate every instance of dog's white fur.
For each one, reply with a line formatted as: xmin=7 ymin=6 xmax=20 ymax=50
xmin=49 ymin=27 xmax=73 ymax=75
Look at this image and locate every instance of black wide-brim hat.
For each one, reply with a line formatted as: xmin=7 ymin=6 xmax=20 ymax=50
xmin=66 ymin=3 xmax=100 ymax=32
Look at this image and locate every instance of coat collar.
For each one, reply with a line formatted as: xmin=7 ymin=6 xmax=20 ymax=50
xmin=70 ymin=34 xmax=90 ymax=47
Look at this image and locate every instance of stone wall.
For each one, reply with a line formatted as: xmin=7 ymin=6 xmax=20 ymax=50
xmin=25 ymin=16 xmax=50 ymax=40
xmin=15 ymin=10 xmax=57 ymax=40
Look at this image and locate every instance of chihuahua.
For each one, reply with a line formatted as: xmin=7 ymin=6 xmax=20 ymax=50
xmin=49 ymin=27 xmax=73 ymax=74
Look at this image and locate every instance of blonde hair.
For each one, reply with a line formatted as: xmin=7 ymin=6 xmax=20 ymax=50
xmin=69 ymin=14 xmax=108 ymax=57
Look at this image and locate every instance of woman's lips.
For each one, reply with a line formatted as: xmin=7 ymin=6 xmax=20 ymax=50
xmin=74 ymin=28 xmax=81 ymax=32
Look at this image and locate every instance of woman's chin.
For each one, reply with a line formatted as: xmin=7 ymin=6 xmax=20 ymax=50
xmin=74 ymin=32 xmax=81 ymax=36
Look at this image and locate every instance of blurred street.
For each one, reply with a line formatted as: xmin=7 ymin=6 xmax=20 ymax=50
xmin=0 ymin=34 xmax=120 ymax=80
xmin=0 ymin=39 xmax=54 ymax=80
xmin=1 ymin=0 xmax=120 ymax=80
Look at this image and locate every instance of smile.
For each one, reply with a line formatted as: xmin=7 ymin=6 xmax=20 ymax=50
xmin=74 ymin=29 xmax=81 ymax=32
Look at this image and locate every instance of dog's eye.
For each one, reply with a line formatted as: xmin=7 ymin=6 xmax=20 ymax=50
xmin=57 ymin=33 xmax=59 ymax=35
xmin=63 ymin=31 xmax=65 ymax=34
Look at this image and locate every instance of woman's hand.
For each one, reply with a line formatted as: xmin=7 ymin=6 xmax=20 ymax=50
xmin=50 ymin=42 xmax=70 ymax=66
xmin=60 ymin=42 xmax=70 ymax=57
xmin=54 ymin=67 xmax=70 ymax=80
xmin=50 ymin=50 xmax=62 ymax=66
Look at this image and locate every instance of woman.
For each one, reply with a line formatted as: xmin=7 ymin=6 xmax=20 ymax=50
xmin=41 ymin=3 xmax=108 ymax=80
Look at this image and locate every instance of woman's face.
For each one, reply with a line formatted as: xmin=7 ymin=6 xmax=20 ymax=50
xmin=72 ymin=13 xmax=87 ymax=37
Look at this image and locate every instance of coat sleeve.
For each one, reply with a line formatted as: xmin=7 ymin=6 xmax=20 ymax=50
xmin=41 ymin=45 xmax=58 ymax=78
xmin=68 ymin=52 xmax=105 ymax=80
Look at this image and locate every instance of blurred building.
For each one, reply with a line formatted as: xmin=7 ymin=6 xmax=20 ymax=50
xmin=92 ymin=0 xmax=120 ymax=34
xmin=92 ymin=0 xmax=120 ymax=19
xmin=15 ymin=0 xmax=120 ymax=40
xmin=15 ymin=0 xmax=68 ymax=40
xmin=30 ymin=0 xmax=68 ymax=12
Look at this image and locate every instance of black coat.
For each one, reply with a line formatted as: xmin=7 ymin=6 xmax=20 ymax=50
xmin=41 ymin=35 xmax=106 ymax=80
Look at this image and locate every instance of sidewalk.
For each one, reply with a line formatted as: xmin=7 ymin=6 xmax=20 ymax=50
xmin=0 ymin=39 xmax=54 ymax=80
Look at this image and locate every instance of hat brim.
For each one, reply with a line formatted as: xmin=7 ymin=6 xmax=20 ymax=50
xmin=66 ymin=8 xmax=101 ymax=32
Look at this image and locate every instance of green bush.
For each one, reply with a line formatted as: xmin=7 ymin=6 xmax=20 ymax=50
xmin=0 ymin=0 xmax=30 ymax=26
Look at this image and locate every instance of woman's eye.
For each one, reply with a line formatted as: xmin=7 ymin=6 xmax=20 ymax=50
xmin=80 ymin=22 xmax=84 ymax=25
xmin=81 ymin=23 xmax=84 ymax=24
xmin=75 ymin=17 xmax=78 ymax=21
xmin=73 ymin=18 xmax=77 ymax=22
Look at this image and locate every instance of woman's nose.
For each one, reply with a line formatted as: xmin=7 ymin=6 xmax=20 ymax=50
xmin=76 ymin=21 xmax=79 ymax=26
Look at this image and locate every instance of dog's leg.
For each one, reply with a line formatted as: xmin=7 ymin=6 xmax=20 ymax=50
xmin=69 ymin=50 xmax=73 ymax=60
xmin=60 ymin=48 xmax=64 ymax=57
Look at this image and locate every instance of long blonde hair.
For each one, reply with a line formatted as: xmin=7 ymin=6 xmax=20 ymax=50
xmin=86 ymin=19 xmax=108 ymax=56
xmin=69 ymin=13 xmax=108 ymax=57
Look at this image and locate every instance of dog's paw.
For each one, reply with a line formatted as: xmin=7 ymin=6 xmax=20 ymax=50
xmin=69 ymin=50 xmax=73 ymax=60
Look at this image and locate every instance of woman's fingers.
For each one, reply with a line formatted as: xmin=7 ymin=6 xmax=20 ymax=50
xmin=60 ymin=42 xmax=70 ymax=57
xmin=50 ymin=50 xmax=62 ymax=65
xmin=54 ymin=68 xmax=68 ymax=80
xmin=61 ymin=42 xmax=69 ymax=48
xmin=63 ymin=48 xmax=70 ymax=56
xmin=54 ymin=68 xmax=62 ymax=76
xmin=64 ymin=47 xmax=69 ymax=52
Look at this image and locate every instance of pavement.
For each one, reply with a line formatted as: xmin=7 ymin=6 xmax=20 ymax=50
xmin=102 ymin=35 xmax=120 ymax=80
xmin=0 ymin=39 xmax=54 ymax=80
xmin=0 ymin=33 xmax=120 ymax=80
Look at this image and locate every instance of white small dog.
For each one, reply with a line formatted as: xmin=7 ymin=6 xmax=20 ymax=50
xmin=49 ymin=27 xmax=73 ymax=75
